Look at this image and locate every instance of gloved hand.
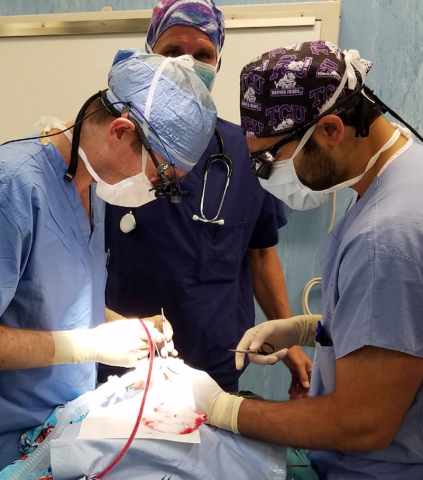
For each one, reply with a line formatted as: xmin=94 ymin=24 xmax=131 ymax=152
xmin=52 ymin=319 xmax=163 ymax=367
xmin=166 ymin=359 xmax=244 ymax=433
xmin=148 ymin=314 xmax=178 ymax=357
xmin=235 ymin=315 xmax=321 ymax=370
xmin=106 ymin=309 xmax=178 ymax=358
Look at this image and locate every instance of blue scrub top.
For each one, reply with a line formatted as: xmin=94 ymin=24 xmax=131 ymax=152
xmin=0 ymin=139 xmax=107 ymax=468
xmin=104 ymin=118 xmax=287 ymax=389
xmin=308 ymin=140 xmax=423 ymax=479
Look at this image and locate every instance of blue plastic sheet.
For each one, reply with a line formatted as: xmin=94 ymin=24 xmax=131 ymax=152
xmin=51 ymin=422 xmax=286 ymax=480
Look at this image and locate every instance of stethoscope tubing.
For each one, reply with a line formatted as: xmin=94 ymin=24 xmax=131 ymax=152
xmin=120 ymin=128 xmax=232 ymax=232
xmin=193 ymin=128 xmax=232 ymax=226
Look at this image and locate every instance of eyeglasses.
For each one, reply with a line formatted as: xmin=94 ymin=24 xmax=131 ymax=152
xmin=130 ymin=117 xmax=185 ymax=203
xmin=249 ymin=130 xmax=304 ymax=180
xmin=249 ymin=86 xmax=365 ymax=180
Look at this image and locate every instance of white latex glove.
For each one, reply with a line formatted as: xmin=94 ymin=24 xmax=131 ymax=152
xmin=167 ymin=359 xmax=244 ymax=433
xmin=235 ymin=315 xmax=321 ymax=370
xmin=52 ymin=319 xmax=163 ymax=367
xmin=106 ymin=310 xmax=177 ymax=358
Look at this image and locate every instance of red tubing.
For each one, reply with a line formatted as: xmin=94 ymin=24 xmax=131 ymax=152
xmin=94 ymin=318 xmax=155 ymax=479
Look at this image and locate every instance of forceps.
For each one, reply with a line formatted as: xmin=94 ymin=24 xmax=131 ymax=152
xmin=227 ymin=342 xmax=275 ymax=355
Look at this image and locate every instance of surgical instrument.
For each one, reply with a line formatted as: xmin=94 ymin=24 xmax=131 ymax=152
xmin=228 ymin=342 xmax=275 ymax=355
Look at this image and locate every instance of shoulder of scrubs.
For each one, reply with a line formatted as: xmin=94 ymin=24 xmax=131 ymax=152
xmin=215 ymin=117 xmax=287 ymax=250
xmin=0 ymin=139 xmax=46 ymax=207
xmin=322 ymin=141 xmax=423 ymax=360
xmin=0 ymin=140 xmax=49 ymax=315
xmin=0 ymin=138 xmax=106 ymax=323
xmin=0 ymin=138 xmax=83 ymax=221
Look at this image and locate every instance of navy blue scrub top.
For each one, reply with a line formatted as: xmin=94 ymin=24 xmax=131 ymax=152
xmin=103 ymin=118 xmax=287 ymax=390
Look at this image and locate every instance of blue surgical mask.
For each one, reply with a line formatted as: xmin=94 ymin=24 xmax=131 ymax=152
xmin=145 ymin=43 xmax=217 ymax=92
xmin=192 ymin=58 xmax=217 ymax=91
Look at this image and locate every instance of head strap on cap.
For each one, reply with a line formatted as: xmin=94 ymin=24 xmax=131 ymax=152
xmin=64 ymin=91 xmax=102 ymax=182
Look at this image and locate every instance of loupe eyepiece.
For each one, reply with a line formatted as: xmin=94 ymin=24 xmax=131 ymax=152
xmin=251 ymin=159 xmax=273 ymax=180
xmin=150 ymin=176 xmax=186 ymax=202
xmin=154 ymin=187 xmax=167 ymax=199
xmin=170 ymin=189 xmax=182 ymax=204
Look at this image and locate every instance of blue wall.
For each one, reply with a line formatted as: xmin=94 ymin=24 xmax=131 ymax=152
xmin=0 ymin=0 xmax=327 ymax=16
xmin=2 ymin=0 xmax=422 ymax=400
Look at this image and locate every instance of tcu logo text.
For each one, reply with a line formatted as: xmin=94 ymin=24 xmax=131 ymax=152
xmin=241 ymin=117 xmax=264 ymax=136
xmin=266 ymin=104 xmax=306 ymax=127
xmin=241 ymin=72 xmax=265 ymax=94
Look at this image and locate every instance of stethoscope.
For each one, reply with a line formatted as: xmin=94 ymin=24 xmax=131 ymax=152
xmin=192 ymin=129 xmax=233 ymax=226
xmin=120 ymin=129 xmax=233 ymax=233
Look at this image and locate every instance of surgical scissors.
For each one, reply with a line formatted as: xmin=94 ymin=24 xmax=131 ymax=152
xmin=228 ymin=342 xmax=275 ymax=355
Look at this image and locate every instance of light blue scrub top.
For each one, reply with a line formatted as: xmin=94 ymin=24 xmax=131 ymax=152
xmin=0 ymin=138 xmax=107 ymax=468
xmin=308 ymin=140 xmax=423 ymax=479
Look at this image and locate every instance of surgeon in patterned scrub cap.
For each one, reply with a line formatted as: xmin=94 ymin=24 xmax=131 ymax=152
xmin=239 ymin=40 xmax=375 ymax=209
xmin=146 ymin=0 xmax=225 ymax=72
xmin=185 ymin=39 xmax=423 ymax=480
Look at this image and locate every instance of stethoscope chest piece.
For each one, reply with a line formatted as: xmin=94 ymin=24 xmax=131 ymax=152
xmin=120 ymin=211 xmax=136 ymax=233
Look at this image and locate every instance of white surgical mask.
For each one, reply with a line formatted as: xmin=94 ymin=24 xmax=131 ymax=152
xmin=259 ymin=49 xmax=382 ymax=210
xmin=264 ymin=124 xmax=408 ymax=211
xmin=36 ymin=117 xmax=157 ymax=208
xmin=77 ymin=144 xmax=157 ymax=208
xmin=260 ymin=160 xmax=331 ymax=210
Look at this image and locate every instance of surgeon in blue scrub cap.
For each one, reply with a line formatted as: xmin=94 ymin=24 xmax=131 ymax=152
xmin=0 ymin=48 xmax=216 ymax=469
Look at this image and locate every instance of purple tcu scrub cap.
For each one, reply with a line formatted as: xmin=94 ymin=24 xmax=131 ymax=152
xmin=146 ymin=0 xmax=225 ymax=66
xmin=240 ymin=40 xmax=373 ymax=138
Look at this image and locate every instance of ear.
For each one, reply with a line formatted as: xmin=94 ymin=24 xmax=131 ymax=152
xmin=314 ymin=114 xmax=345 ymax=148
xmin=108 ymin=118 xmax=136 ymax=141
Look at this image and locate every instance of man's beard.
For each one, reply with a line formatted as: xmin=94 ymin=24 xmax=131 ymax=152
xmin=295 ymin=137 xmax=341 ymax=191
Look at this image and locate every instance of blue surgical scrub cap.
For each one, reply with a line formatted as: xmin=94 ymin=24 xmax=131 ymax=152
xmin=107 ymin=48 xmax=217 ymax=171
xmin=146 ymin=0 xmax=225 ymax=69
